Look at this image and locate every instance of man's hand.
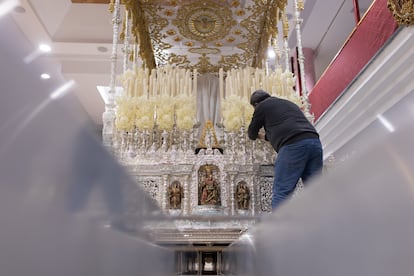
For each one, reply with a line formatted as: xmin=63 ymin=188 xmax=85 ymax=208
xmin=258 ymin=131 xmax=265 ymax=140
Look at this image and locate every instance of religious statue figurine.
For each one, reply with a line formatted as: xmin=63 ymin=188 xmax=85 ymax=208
xmin=167 ymin=181 xmax=183 ymax=209
xmin=196 ymin=120 xmax=223 ymax=154
xmin=199 ymin=165 xmax=220 ymax=206
xmin=236 ymin=181 xmax=250 ymax=210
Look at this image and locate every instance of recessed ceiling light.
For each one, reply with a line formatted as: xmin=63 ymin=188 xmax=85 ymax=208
xmin=41 ymin=73 xmax=50 ymax=79
xmin=39 ymin=44 xmax=51 ymax=52
xmin=97 ymin=46 xmax=108 ymax=53
xmin=13 ymin=5 xmax=25 ymax=13
xmin=267 ymin=48 xmax=276 ymax=59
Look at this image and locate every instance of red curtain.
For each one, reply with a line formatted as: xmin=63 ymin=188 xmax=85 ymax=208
xmin=309 ymin=0 xmax=398 ymax=122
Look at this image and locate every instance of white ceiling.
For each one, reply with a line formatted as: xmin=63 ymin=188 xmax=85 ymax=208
xmin=7 ymin=0 xmax=374 ymax=128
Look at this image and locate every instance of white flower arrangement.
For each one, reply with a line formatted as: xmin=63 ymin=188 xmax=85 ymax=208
xmin=115 ymin=94 xmax=196 ymax=132
xmin=155 ymin=96 xmax=175 ymax=131
xmin=134 ymin=96 xmax=154 ymax=130
xmin=174 ymin=95 xmax=196 ymax=130
xmin=115 ymin=95 xmax=137 ymax=131
xmin=221 ymin=95 xmax=253 ymax=132
xmin=221 ymin=69 xmax=304 ymax=132
xmin=115 ymin=65 xmax=197 ymax=132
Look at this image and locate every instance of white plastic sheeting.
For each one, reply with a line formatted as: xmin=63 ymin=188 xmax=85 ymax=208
xmin=0 ymin=14 xmax=174 ymax=276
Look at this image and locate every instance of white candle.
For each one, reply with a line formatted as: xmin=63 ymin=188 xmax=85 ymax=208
xmin=150 ymin=75 xmax=154 ymax=99
xmin=128 ymin=79 xmax=132 ymax=97
xmin=160 ymin=69 xmax=164 ymax=96
xmin=236 ymin=70 xmax=240 ymax=97
xmin=155 ymin=72 xmax=159 ymax=97
xmin=228 ymin=74 xmax=232 ymax=97
xmin=244 ymin=69 xmax=249 ymax=100
xmin=134 ymin=75 xmax=139 ymax=97
xmin=143 ymin=80 xmax=147 ymax=98
xmin=180 ymin=70 xmax=184 ymax=96
xmin=255 ymin=68 xmax=259 ymax=90
xmin=219 ymin=68 xmax=224 ymax=100
xmin=193 ymin=69 xmax=197 ymax=97
xmin=265 ymin=61 xmax=269 ymax=76
xmin=184 ymin=70 xmax=188 ymax=96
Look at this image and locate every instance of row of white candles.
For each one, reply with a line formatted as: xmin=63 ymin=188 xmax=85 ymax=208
xmin=221 ymin=66 xmax=296 ymax=101
xmin=123 ymin=65 xmax=196 ymax=98
xmin=121 ymin=65 xmax=295 ymax=101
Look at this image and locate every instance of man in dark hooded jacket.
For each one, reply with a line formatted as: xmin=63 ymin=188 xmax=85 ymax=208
xmin=248 ymin=90 xmax=323 ymax=210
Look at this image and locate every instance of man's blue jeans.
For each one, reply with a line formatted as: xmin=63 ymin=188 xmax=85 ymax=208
xmin=272 ymin=138 xmax=323 ymax=210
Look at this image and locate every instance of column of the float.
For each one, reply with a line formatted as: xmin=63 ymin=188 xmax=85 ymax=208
xmin=293 ymin=0 xmax=313 ymax=121
xmin=249 ymin=175 xmax=256 ymax=216
xmin=219 ymin=68 xmax=224 ymax=101
xmin=102 ymin=0 xmax=121 ymax=151
xmin=125 ymin=9 xmax=135 ymax=98
xmin=282 ymin=13 xmax=290 ymax=72
xmin=219 ymin=67 xmax=224 ymax=136
xmin=292 ymin=48 xmax=300 ymax=96
xmin=229 ymin=174 xmax=236 ymax=215
xmin=183 ymin=175 xmax=190 ymax=216
xmin=123 ymin=9 xmax=130 ymax=74
xmin=162 ymin=175 xmax=169 ymax=211
xmin=193 ymin=68 xmax=199 ymax=126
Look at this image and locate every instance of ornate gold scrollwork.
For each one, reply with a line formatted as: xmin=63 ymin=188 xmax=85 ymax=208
xmin=387 ymin=0 xmax=414 ymax=26
xmin=174 ymin=1 xmax=235 ymax=42
xmin=114 ymin=0 xmax=290 ymax=72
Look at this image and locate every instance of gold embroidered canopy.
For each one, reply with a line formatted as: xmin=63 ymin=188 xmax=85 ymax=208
xmin=115 ymin=0 xmax=288 ymax=73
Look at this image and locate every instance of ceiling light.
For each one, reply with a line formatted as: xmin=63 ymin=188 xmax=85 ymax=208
xmin=267 ymin=48 xmax=275 ymax=59
xmin=39 ymin=44 xmax=51 ymax=53
xmin=24 ymin=44 xmax=52 ymax=64
xmin=13 ymin=5 xmax=25 ymax=13
xmin=40 ymin=73 xmax=50 ymax=79
xmin=97 ymin=46 xmax=108 ymax=53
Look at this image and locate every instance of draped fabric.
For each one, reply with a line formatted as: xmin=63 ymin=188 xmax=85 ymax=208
xmin=196 ymin=73 xmax=222 ymax=128
xmin=308 ymin=0 xmax=398 ymax=121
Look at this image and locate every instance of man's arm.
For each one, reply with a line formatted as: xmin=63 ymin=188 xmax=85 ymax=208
xmin=248 ymin=109 xmax=263 ymax=140
xmin=248 ymin=121 xmax=259 ymax=140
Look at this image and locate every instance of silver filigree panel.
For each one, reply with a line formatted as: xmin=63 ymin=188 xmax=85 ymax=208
xmin=259 ymin=177 xmax=273 ymax=213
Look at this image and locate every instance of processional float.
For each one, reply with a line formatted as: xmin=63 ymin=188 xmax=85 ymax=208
xmin=102 ymin=0 xmax=311 ymax=242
